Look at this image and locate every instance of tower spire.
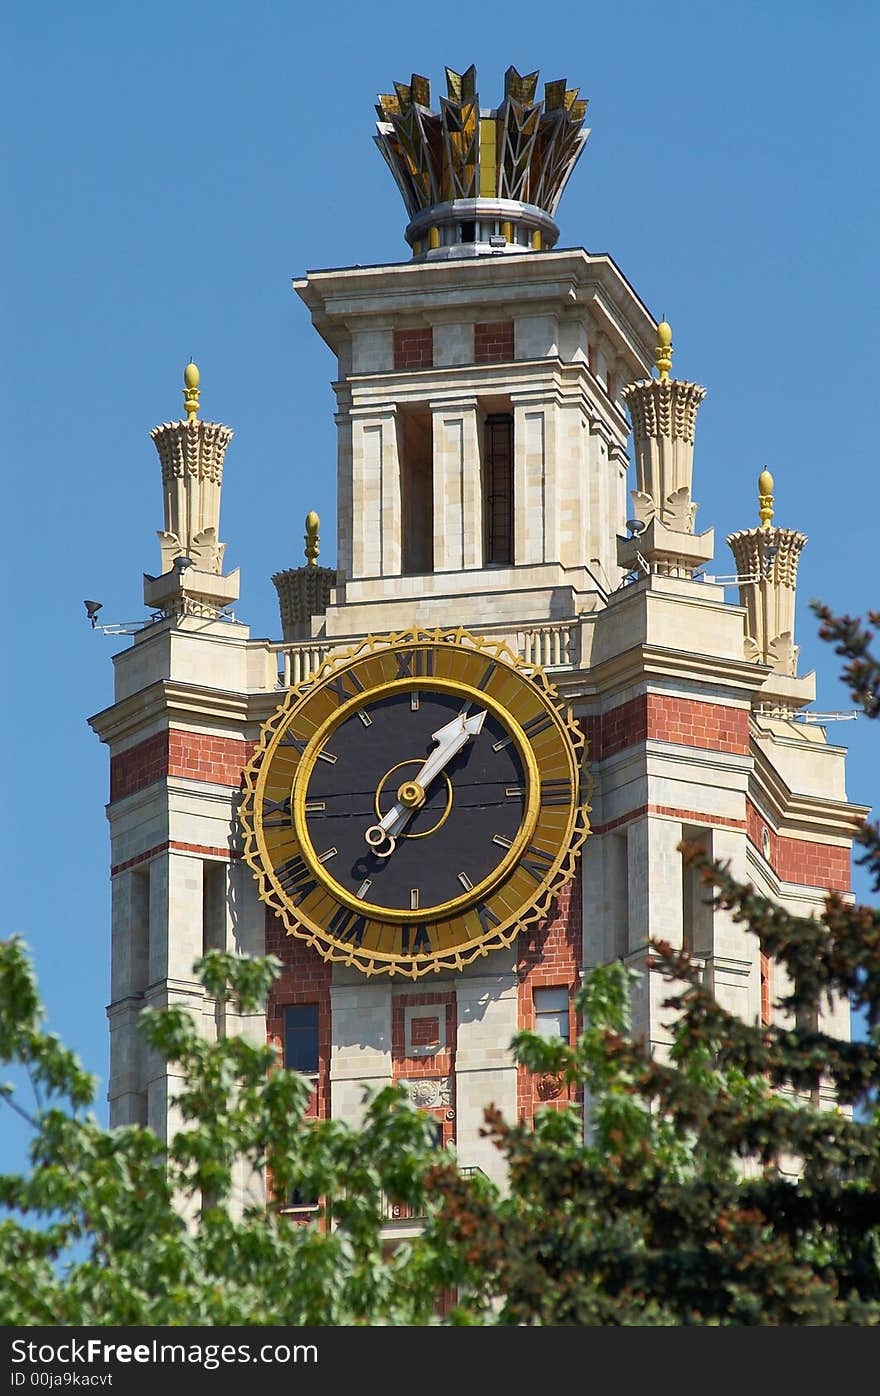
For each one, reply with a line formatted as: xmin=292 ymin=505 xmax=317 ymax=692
xmin=617 ymin=321 xmax=714 ymax=578
xmin=727 ymin=470 xmax=807 ymax=681
xmin=145 ymin=363 xmax=240 ymax=619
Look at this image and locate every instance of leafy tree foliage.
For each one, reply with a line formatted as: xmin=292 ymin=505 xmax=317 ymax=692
xmin=0 ymin=948 xmax=441 ymax=1325
xmin=2 ymin=601 xmax=879 ymax=1325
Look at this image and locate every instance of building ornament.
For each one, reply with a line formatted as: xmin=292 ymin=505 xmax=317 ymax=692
xmin=728 ymin=472 xmax=807 ymax=678
xmin=397 ymin=1078 xmax=453 ymax=1109
xmin=376 ymin=65 xmax=589 ymax=258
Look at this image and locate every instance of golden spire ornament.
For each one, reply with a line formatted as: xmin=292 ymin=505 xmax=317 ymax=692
xmin=183 ymin=360 xmax=200 ymax=422
xmin=305 ymin=511 xmax=320 ymax=567
xmin=654 ymin=320 xmax=673 ymax=381
xmin=758 ymin=469 xmax=774 ymax=529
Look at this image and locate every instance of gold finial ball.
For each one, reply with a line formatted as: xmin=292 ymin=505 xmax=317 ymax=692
xmin=304 ymin=510 xmax=320 ymax=567
xmin=654 ymin=320 xmax=673 ymax=381
xmin=758 ymin=468 xmax=775 ymax=529
xmin=183 ymin=360 xmax=201 ymax=422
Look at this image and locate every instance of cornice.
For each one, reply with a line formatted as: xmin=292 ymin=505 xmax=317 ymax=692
xmin=555 ymin=642 xmax=769 ymax=703
xmin=88 ymin=679 xmax=283 ymax=750
xmin=341 ymin=355 xmax=629 ymax=431
xmin=749 ymin=738 xmax=869 ymax=842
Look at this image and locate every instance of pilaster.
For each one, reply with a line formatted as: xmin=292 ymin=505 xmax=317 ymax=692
xmin=350 ymin=403 xmax=400 ymax=579
xmin=431 ymin=396 xmax=481 ymax=571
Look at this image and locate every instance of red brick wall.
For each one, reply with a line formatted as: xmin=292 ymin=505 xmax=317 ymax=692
xmin=110 ymin=730 xmax=253 ymax=801
xmin=474 ymin=320 xmax=514 ymax=364
xmin=583 ymin=694 xmax=750 ymax=761
xmin=393 ymin=327 xmax=433 ymax=370
xmin=110 ymin=731 xmax=169 ymax=801
xmin=776 ymin=836 xmax=850 ymax=892
xmin=266 ymin=910 xmax=332 ymax=1127
xmin=747 ymin=798 xmax=850 ymax=893
xmin=516 ymin=866 xmax=583 ymax=1123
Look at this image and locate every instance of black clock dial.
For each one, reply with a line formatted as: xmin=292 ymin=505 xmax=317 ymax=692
xmin=299 ymin=690 xmax=526 ymax=913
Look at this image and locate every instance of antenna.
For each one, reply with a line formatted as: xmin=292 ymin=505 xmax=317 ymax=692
xmin=793 ymin=710 xmax=860 ymax=724
xmin=695 ymin=572 xmax=759 ymax=587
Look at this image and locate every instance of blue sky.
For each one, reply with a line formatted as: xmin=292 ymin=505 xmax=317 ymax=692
xmin=3 ymin=1 xmax=879 ymax=1166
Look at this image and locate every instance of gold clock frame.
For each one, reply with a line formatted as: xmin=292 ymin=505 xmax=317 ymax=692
xmin=240 ymin=626 xmax=591 ymax=979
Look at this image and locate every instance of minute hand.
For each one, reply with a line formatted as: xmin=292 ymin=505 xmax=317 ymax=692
xmin=364 ymin=710 xmax=486 ymax=852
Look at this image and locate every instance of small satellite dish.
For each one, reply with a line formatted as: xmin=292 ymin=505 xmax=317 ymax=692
xmin=84 ymin=600 xmax=103 ymax=627
xmin=625 ymin=518 xmax=647 ymax=538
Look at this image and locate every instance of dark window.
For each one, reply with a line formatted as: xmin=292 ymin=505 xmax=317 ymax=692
xmin=399 ymin=408 xmax=434 ymax=574
xmin=460 ymin=219 xmax=476 ymax=242
xmin=284 ymin=1003 xmax=319 ymax=1074
xmin=483 ymin=413 xmax=514 ymax=565
xmin=286 ymin=1185 xmax=319 ymax=1211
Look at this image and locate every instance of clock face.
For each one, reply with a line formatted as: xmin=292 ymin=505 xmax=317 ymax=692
xmin=240 ymin=628 xmax=590 ymax=978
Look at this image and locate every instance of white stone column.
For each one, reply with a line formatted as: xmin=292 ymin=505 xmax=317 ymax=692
xmin=581 ymin=830 xmax=630 ymax=967
xmin=512 ymin=396 xmax=547 ymax=565
xmin=350 ymin=404 xmax=400 ymax=579
xmin=334 ymin=405 xmax=354 ymax=580
xmin=454 ymin=970 xmax=519 ymax=1188
xmin=705 ymin=827 xmax=757 ymax=1023
xmin=431 ymin=397 xmax=481 ymax=572
xmin=626 ymin=815 xmax=684 ymax=953
xmin=555 ymin=397 xmax=585 ymax=568
xmin=329 ymin=981 xmax=393 ymax=1127
xmin=625 ymin=815 xmax=687 ymax=1049
xmin=148 ymin=851 xmax=203 ymax=986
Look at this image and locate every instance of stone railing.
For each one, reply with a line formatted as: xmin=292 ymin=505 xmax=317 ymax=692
xmin=268 ymin=620 xmax=580 ymax=688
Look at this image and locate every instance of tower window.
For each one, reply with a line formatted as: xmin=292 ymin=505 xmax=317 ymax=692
xmin=284 ymin=1003 xmax=320 ymax=1075
xmin=459 ymin=219 xmax=476 ymax=242
xmin=534 ymin=987 xmax=571 ymax=1042
xmin=483 ymin=412 xmax=514 ymax=565
xmin=202 ymin=860 xmax=226 ymax=954
xmin=399 ymin=408 xmax=434 ymax=574
xmin=682 ymin=826 xmax=713 ymax=957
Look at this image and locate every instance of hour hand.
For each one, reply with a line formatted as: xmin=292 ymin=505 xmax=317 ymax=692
xmin=364 ymin=709 xmax=486 ymax=855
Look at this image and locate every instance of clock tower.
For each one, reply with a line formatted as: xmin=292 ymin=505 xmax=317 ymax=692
xmin=90 ymin=65 xmax=866 ymax=1208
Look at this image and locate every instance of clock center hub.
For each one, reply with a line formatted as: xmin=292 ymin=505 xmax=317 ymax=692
xmin=375 ymin=760 xmax=453 ymax=840
xmin=397 ymin=779 xmax=426 ymax=809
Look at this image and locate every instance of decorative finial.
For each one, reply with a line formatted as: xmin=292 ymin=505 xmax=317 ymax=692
xmin=655 ymin=320 xmax=673 ymax=381
xmin=305 ymin=511 xmax=320 ymax=567
xmin=758 ymin=469 xmax=774 ymax=529
xmin=375 ymin=67 xmax=589 ymax=258
xmin=183 ymin=360 xmax=200 ymax=422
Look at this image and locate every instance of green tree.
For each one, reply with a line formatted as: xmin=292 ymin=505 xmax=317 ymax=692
xmin=0 ymin=947 xmax=443 ymax=1325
